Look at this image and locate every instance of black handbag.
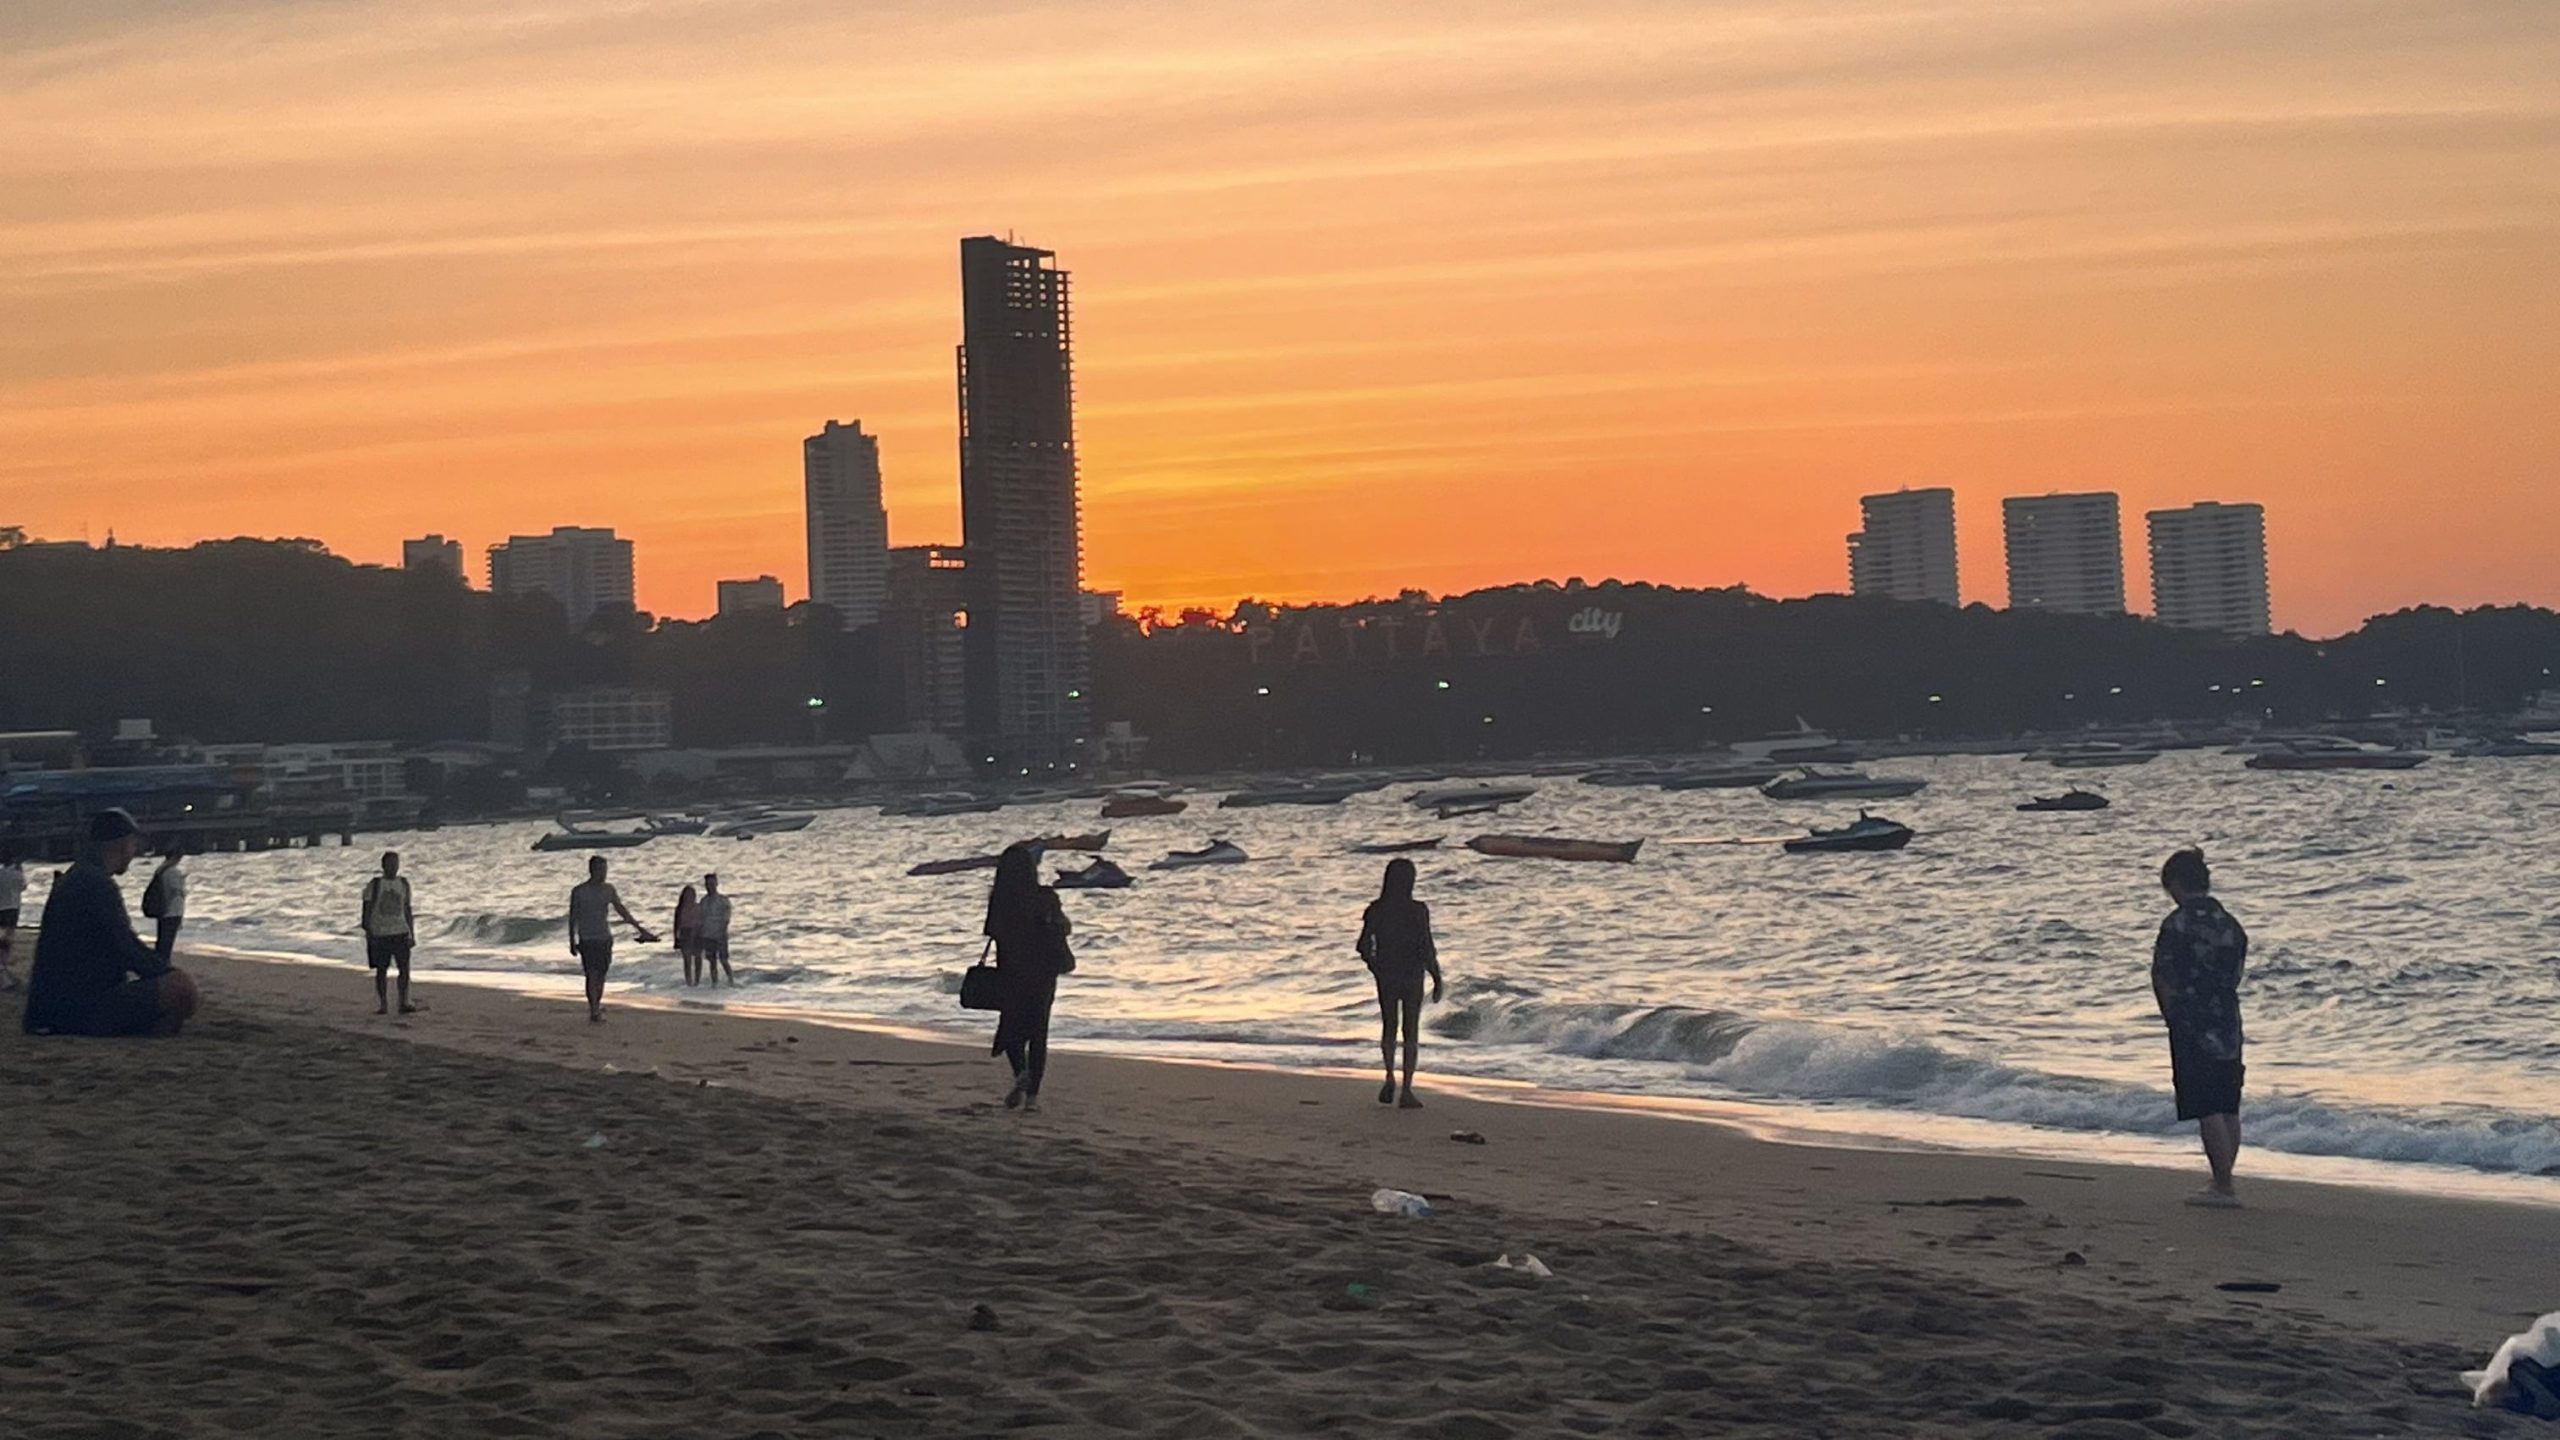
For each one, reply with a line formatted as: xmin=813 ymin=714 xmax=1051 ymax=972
xmin=959 ymin=939 xmax=1004 ymax=1011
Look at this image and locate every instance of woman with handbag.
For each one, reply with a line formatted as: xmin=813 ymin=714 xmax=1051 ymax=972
xmin=984 ymin=842 xmax=1072 ymax=1113
xmin=1357 ymin=858 xmax=1442 ymax=1108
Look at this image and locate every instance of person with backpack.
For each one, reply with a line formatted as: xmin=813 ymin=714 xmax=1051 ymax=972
xmin=983 ymin=842 xmax=1072 ymax=1113
xmin=1356 ymin=857 xmax=1444 ymax=1109
xmin=360 ymin=851 xmax=421 ymax=1015
xmin=141 ymin=846 xmax=187 ymax=964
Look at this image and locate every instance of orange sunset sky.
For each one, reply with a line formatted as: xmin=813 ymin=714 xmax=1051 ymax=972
xmin=4 ymin=1 xmax=2556 ymax=637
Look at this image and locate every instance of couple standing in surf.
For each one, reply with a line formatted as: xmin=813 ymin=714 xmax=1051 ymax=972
xmin=973 ymin=847 xmax=1448 ymax=1115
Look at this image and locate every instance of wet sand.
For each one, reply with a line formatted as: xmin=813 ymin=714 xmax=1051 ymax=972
xmin=1 ymin=951 xmax=2544 ymax=1437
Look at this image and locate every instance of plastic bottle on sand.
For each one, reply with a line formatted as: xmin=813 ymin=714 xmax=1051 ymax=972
xmin=1370 ymin=1188 xmax=1433 ymax=1219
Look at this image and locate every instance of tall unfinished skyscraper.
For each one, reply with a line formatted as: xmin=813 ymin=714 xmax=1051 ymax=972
xmin=957 ymin=236 xmax=1089 ymax=773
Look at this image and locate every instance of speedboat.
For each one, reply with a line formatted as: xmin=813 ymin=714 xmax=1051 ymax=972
xmin=2018 ymin=790 xmax=2110 ymax=813
xmin=1100 ymin=793 xmax=1186 ymax=818
xmin=1220 ymin=781 xmax=1366 ymax=808
xmin=2243 ymin=738 xmax=2429 ymax=771
xmin=2442 ymin=733 xmax=2560 ymax=758
xmin=1149 ymin=840 xmax=1248 ymax=871
xmin=916 ymin=795 xmax=1005 ymax=816
xmin=1465 ymin=834 xmax=1642 ymax=863
xmin=2037 ymin=742 xmax=2161 ymax=769
xmin=1782 ymin=814 xmax=1915 ymax=854
xmin=1730 ymin=721 xmax=1858 ymax=767
xmin=1053 ymin=857 xmax=1133 ymax=890
xmin=1351 ymin=837 xmax=1443 ymax=854
xmin=1032 ymin=830 xmax=1111 ymax=851
xmin=532 ymin=829 xmax=654 ymax=852
xmin=1408 ymin=782 xmax=1539 ymax=810
xmin=643 ymin=814 xmax=710 ymax=836
xmin=1760 ymin=767 xmax=1928 ymax=801
xmin=1659 ymin=763 xmax=1784 ymax=791
xmin=712 ymin=811 xmax=816 ymax=838
xmin=909 ymin=853 xmax=1002 ymax=877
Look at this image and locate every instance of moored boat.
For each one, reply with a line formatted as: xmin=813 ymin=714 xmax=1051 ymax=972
xmin=2037 ymin=742 xmax=2161 ymax=769
xmin=532 ymin=829 xmax=655 ymax=852
xmin=909 ymin=853 xmax=1003 ymax=877
xmin=712 ymin=810 xmax=816 ymax=838
xmin=2243 ymin=738 xmax=2429 ymax=771
xmin=1760 ymin=767 xmax=1929 ymax=801
xmin=1033 ymin=831 xmax=1111 ymax=851
xmin=1101 ymin=788 xmax=1187 ymax=818
xmin=1149 ymin=840 xmax=1248 ymax=871
xmin=1659 ymin=764 xmax=1784 ymax=791
xmin=642 ymin=814 xmax=710 ymax=836
xmin=2018 ymin=790 xmax=2110 ymax=813
xmin=1351 ymin=837 xmax=1443 ymax=854
xmin=1053 ymin=857 xmax=1133 ymax=890
xmin=1220 ymin=781 xmax=1366 ymax=808
xmin=1465 ymin=834 xmax=1642 ymax=863
xmin=1407 ymin=782 xmax=1539 ymax=810
xmin=1781 ymin=814 xmax=1914 ymax=854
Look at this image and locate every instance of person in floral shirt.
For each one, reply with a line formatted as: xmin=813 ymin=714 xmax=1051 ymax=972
xmin=2151 ymin=847 xmax=2248 ymax=1207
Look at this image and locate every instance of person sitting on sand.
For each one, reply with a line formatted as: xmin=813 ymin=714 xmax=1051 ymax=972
xmin=985 ymin=842 xmax=1071 ymax=1114
xmin=361 ymin=851 xmax=421 ymax=1016
xmin=0 ymin=846 xmax=26 ymax=990
xmin=2151 ymin=846 xmax=2248 ymax=1207
xmin=22 ymin=808 xmax=200 ymax=1037
xmin=1357 ymin=857 xmax=1443 ymax=1109
xmin=568 ymin=856 xmax=657 ymax=1024
xmin=673 ymin=884 xmax=701 ymax=986
xmin=698 ymin=873 xmax=734 ymax=987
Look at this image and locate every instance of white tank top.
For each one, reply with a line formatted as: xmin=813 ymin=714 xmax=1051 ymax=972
xmin=366 ymin=876 xmax=412 ymax=936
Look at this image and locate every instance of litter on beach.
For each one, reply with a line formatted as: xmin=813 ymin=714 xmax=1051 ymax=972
xmin=2467 ymin=1311 xmax=2560 ymax=1416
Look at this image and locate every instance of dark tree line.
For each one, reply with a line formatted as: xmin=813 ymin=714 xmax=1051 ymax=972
xmin=1095 ymin=583 xmax=2560 ymax=772
xmin=0 ymin=540 xmax=887 ymax=749
xmin=2 ymin=544 xmax=2552 ymax=772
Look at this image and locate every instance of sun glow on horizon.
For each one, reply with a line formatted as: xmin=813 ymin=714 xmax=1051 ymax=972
xmin=3 ymin=0 xmax=2556 ymax=636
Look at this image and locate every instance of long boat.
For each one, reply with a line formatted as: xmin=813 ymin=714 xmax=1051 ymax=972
xmin=531 ymin=830 xmax=655 ymax=852
xmin=1032 ymin=831 xmax=1111 ymax=851
xmin=1351 ymin=837 xmax=1443 ymax=854
xmin=1465 ymin=834 xmax=1642 ymax=863
xmin=1101 ymin=793 xmax=1188 ymax=818
xmin=909 ymin=853 xmax=1002 ymax=877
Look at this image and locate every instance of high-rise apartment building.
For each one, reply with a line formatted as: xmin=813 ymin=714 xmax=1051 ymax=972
xmin=885 ymin=545 xmax=970 ymax=737
xmin=486 ymin=526 xmax=635 ymax=627
xmin=2148 ymin=501 xmax=2271 ymax=636
xmin=716 ymin=575 xmax=785 ymax=617
xmin=1847 ymin=488 xmax=1959 ymax=605
xmin=957 ymin=236 xmax=1089 ymax=772
xmin=2002 ymin=493 xmax=2125 ymax=615
xmin=402 ymin=534 xmax=465 ymax=581
xmin=804 ymin=419 xmax=889 ymax=629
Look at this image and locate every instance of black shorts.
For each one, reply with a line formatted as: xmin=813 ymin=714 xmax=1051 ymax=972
xmin=0 ymin=908 xmax=19 ymax=929
xmin=2170 ymin=1041 xmax=2244 ymax=1121
xmin=366 ymin=935 xmax=414 ymax=969
xmin=701 ymin=936 xmax=729 ymax=962
xmin=579 ymin=938 xmax=614 ymax=981
xmin=47 ymin=978 xmax=166 ymax=1037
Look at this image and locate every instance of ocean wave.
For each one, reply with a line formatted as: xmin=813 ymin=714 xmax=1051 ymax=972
xmin=1434 ymin=996 xmax=2560 ymax=1175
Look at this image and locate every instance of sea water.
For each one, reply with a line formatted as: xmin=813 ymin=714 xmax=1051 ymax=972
xmin=90 ymin=751 xmax=2560 ymax=1192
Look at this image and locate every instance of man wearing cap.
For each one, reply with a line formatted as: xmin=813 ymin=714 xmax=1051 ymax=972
xmin=22 ymin=808 xmax=201 ymax=1037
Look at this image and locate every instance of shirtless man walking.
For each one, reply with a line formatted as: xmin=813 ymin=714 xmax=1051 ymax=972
xmin=568 ymin=856 xmax=656 ymax=1023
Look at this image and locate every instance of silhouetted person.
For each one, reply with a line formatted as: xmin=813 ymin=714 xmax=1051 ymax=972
xmin=0 ymin=846 xmax=25 ymax=990
xmin=699 ymin=873 xmax=734 ymax=986
xmin=568 ymin=855 xmax=655 ymax=1023
xmin=361 ymin=851 xmax=420 ymax=1015
xmin=1357 ymin=857 xmax=1443 ymax=1108
xmin=142 ymin=845 xmax=187 ymax=963
xmin=673 ymin=883 xmax=702 ymax=986
xmin=985 ymin=842 xmax=1071 ymax=1113
xmin=23 ymin=809 xmax=200 ymax=1037
xmin=2152 ymin=847 xmax=2248 ymax=1207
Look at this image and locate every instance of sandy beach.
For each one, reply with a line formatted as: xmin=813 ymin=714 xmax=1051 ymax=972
xmin=3 ymin=951 xmax=2547 ymax=1438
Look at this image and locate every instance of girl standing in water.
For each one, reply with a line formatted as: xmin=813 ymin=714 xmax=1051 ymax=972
xmin=1357 ymin=858 xmax=1443 ymax=1108
xmin=672 ymin=884 xmax=702 ymax=986
xmin=985 ymin=842 xmax=1072 ymax=1114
